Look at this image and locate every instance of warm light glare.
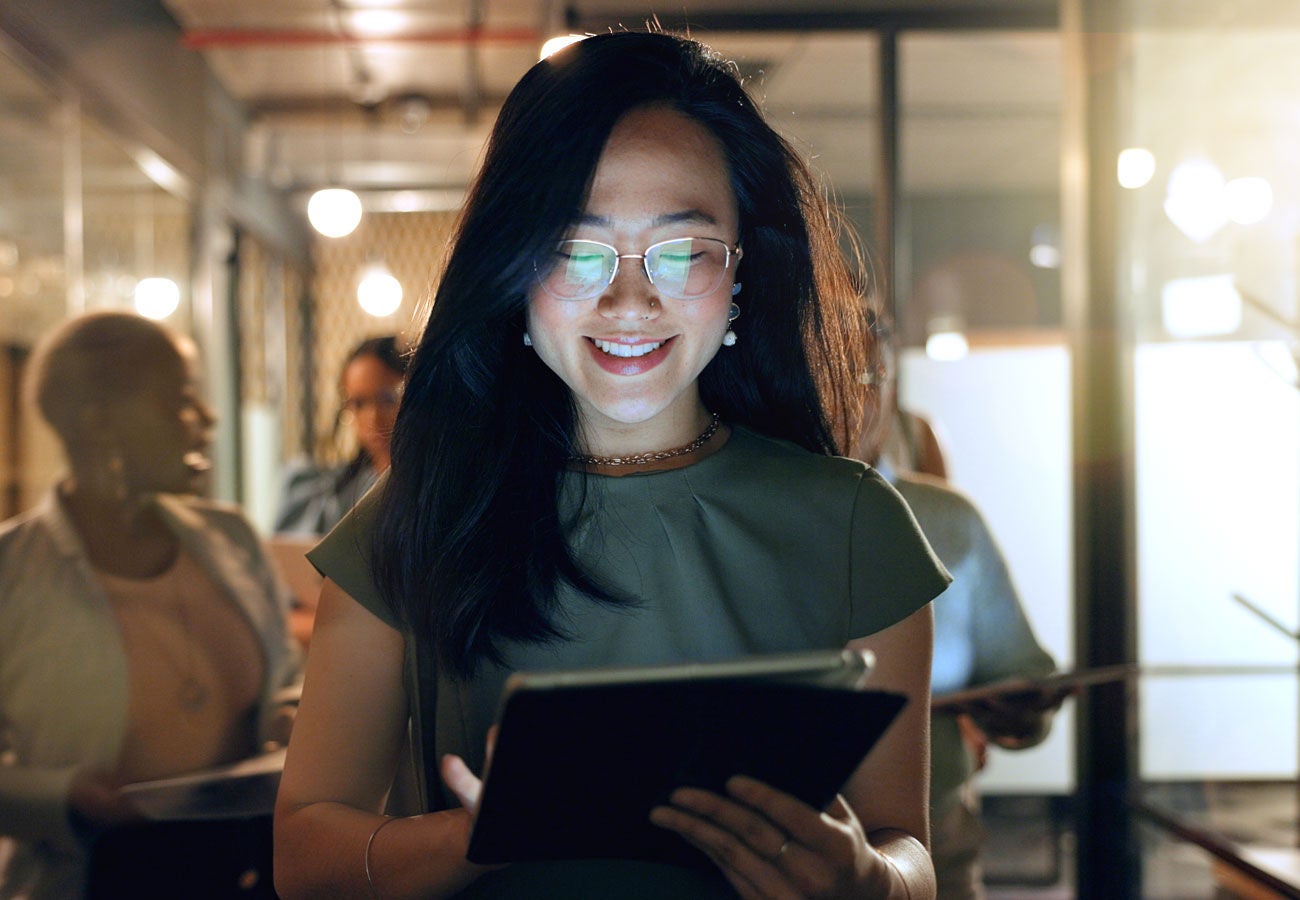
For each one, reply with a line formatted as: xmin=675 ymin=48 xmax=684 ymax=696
xmin=357 ymin=268 xmax=403 ymax=317
xmin=1029 ymin=224 xmax=1060 ymax=269
xmin=1255 ymin=341 xmax=1300 ymax=387
xmin=1029 ymin=244 xmax=1061 ymax=269
xmin=134 ymin=277 xmax=180 ymax=320
xmin=1163 ymin=158 xmax=1227 ymax=242
xmin=133 ymin=149 xmax=187 ymax=196
xmin=540 ymin=34 xmax=587 ymax=60
xmin=308 ymin=188 xmax=363 ymax=238
xmin=1117 ymin=148 xmax=1156 ymax=189
xmin=351 ymin=9 xmax=408 ymax=36
xmin=1160 ymin=274 xmax=1242 ymax=338
xmin=1225 ymin=176 xmax=1274 ymax=225
xmin=392 ymin=191 xmax=421 ymax=212
xmin=926 ymin=331 xmax=969 ymax=362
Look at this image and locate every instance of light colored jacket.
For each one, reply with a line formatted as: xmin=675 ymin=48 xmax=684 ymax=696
xmin=0 ymin=489 xmax=301 ymax=899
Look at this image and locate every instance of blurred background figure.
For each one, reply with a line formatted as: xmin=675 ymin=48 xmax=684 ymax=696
xmin=269 ymin=335 xmax=408 ymax=648
xmin=860 ymin=310 xmax=1066 ymax=900
xmin=0 ymin=311 xmax=300 ymax=899
xmin=272 ymin=335 xmax=408 ymax=537
xmin=860 ymin=311 xmax=950 ymax=481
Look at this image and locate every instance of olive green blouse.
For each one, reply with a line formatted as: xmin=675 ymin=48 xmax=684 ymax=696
xmin=310 ymin=425 xmax=949 ymax=898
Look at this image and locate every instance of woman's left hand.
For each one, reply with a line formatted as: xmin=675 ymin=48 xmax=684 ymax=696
xmin=650 ymin=775 xmax=892 ymax=899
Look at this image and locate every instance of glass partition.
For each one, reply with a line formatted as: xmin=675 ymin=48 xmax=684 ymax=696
xmin=81 ymin=119 xmax=192 ymax=329
xmin=898 ymin=30 xmax=1072 ymax=800
xmin=1124 ymin=7 xmax=1300 ymax=781
xmin=0 ymin=43 xmax=67 ymax=515
xmin=1103 ymin=4 xmax=1300 ymax=896
xmin=0 ymin=39 xmax=196 ymax=516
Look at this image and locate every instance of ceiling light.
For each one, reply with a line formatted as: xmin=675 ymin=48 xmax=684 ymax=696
xmin=1160 ymin=274 xmax=1242 ymax=338
xmin=134 ymin=277 xmax=180 ymax=320
xmin=308 ymin=188 xmax=363 ymax=238
xmin=1163 ymin=158 xmax=1227 ymax=243
xmin=1029 ymin=223 xmax=1061 ymax=269
xmin=1117 ymin=148 xmax=1156 ymax=189
xmin=351 ymin=9 xmax=407 ymax=37
xmin=1225 ymin=177 xmax=1273 ymax=225
xmin=1029 ymin=244 xmax=1061 ymax=269
xmin=398 ymin=95 xmax=431 ymax=134
xmin=357 ymin=267 xmax=403 ymax=317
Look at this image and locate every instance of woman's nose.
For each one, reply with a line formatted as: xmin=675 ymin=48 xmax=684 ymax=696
xmin=198 ymin=401 xmax=218 ymax=429
xmin=597 ymin=261 xmax=660 ymax=321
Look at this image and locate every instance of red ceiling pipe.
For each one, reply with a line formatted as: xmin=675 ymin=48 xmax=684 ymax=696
xmin=182 ymin=26 xmax=541 ymax=49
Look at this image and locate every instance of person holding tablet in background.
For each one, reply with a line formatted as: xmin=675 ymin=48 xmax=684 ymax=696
xmin=857 ymin=313 xmax=1066 ymax=900
xmin=0 ymin=312 xmax=300 ymax=898
xmin=275 ymin=30 xmax=949 ymax=899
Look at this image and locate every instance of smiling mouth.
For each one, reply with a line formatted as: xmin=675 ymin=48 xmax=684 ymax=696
xmin=591 ymin=338 xmax=665 ymax=358
xmin=183 ymin=451 xmax=212 ymax=473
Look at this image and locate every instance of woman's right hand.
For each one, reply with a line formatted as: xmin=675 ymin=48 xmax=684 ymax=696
xmin=440 ymin=725 xmax=497 ymax=816
xmin=67 ymin=770 xmax=144 ymax=832
xmin=275 ymin=580 xmax=501 ymax=898
xmin=441 ymin=754 xmax=485 ymax=816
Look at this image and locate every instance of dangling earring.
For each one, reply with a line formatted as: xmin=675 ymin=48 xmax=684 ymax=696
xmin=523 ymin=332 xmax=533 ymax=347
xmin=723 ymin=302 xmax=741 ymax=347
xmin=97 ymin=451 xmax=129 ymax=503
xmin=731 ymin=282 xmax=743 ymax=297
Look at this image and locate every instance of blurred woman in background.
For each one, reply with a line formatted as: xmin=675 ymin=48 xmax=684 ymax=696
xmin=273 ymin=335 xmax=408 ymax=537
xmin=0 ymin=311 xmax=300 ymax=899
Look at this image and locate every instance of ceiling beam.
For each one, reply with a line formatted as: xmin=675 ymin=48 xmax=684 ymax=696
xmin=181 ymin=26 xmax=540 ymax=49
xmin=569 ymin=5 xmax=1058 ymax=34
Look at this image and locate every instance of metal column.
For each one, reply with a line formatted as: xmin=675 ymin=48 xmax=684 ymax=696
xmin=1061 ymin=0 xmax=1141 ymax=895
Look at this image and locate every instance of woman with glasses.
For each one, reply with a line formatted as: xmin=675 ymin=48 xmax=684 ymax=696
xmin=273 ymin=335 xmax=408 ymax=537
xmin=275 ymin=30 xmax=949 ymax=899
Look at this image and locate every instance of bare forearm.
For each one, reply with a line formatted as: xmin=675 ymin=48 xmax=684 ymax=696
xmin=274 ymin=802 xmax=485 ymax=899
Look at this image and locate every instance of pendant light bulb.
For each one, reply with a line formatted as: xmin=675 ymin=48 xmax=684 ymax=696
xmin=308 ymin=188 xmax=363 ymax=238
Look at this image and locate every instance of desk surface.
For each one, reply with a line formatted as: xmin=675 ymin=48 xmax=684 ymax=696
xmin=1136 ymin=781 xmax=1300 ymax=898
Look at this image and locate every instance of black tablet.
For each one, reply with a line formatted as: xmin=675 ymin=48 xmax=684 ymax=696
xmin=931 ymin=663 xmax=1138 ymax=710
xmin=465 ymin=649 xmax=907 ymax=865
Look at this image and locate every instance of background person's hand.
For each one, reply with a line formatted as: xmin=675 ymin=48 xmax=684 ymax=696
xmin=962 ymin=684 xmax=1075 ymax=749
xmin=66 ymin=770 xmax=145 ymax=833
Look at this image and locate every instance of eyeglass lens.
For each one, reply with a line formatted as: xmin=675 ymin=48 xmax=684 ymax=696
xmin=539 ymin=237 xmax=732 ymax=301
xmin=341 ymin=389 xmax=402 ymax=417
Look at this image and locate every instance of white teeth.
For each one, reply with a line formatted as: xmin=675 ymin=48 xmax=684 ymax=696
xmin=593 ymin=339 xmax=663 ymax=358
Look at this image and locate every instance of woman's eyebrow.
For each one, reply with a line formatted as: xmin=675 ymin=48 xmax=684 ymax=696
xmin=572 ymin=209 xmax=720 ymax=228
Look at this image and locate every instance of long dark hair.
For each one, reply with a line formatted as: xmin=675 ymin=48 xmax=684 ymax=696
xmin=373 ymin=30 xmax=871 ymax=677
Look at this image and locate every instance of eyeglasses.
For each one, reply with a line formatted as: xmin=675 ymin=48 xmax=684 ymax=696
xmin=535 ymin=237 xmax=742 ymax=302
xmin=339 ymin=387 xmax=403 ymax=422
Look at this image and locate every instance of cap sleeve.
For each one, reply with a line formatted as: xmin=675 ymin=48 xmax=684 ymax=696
xmin=306 ymin=484 xmax=402 ymax=630
xmin=849 ymin=468 xmax=952 ymax=637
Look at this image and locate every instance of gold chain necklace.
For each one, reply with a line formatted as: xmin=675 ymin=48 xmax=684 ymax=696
xmin=569 ymin=413 xmax=721 ymax=467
